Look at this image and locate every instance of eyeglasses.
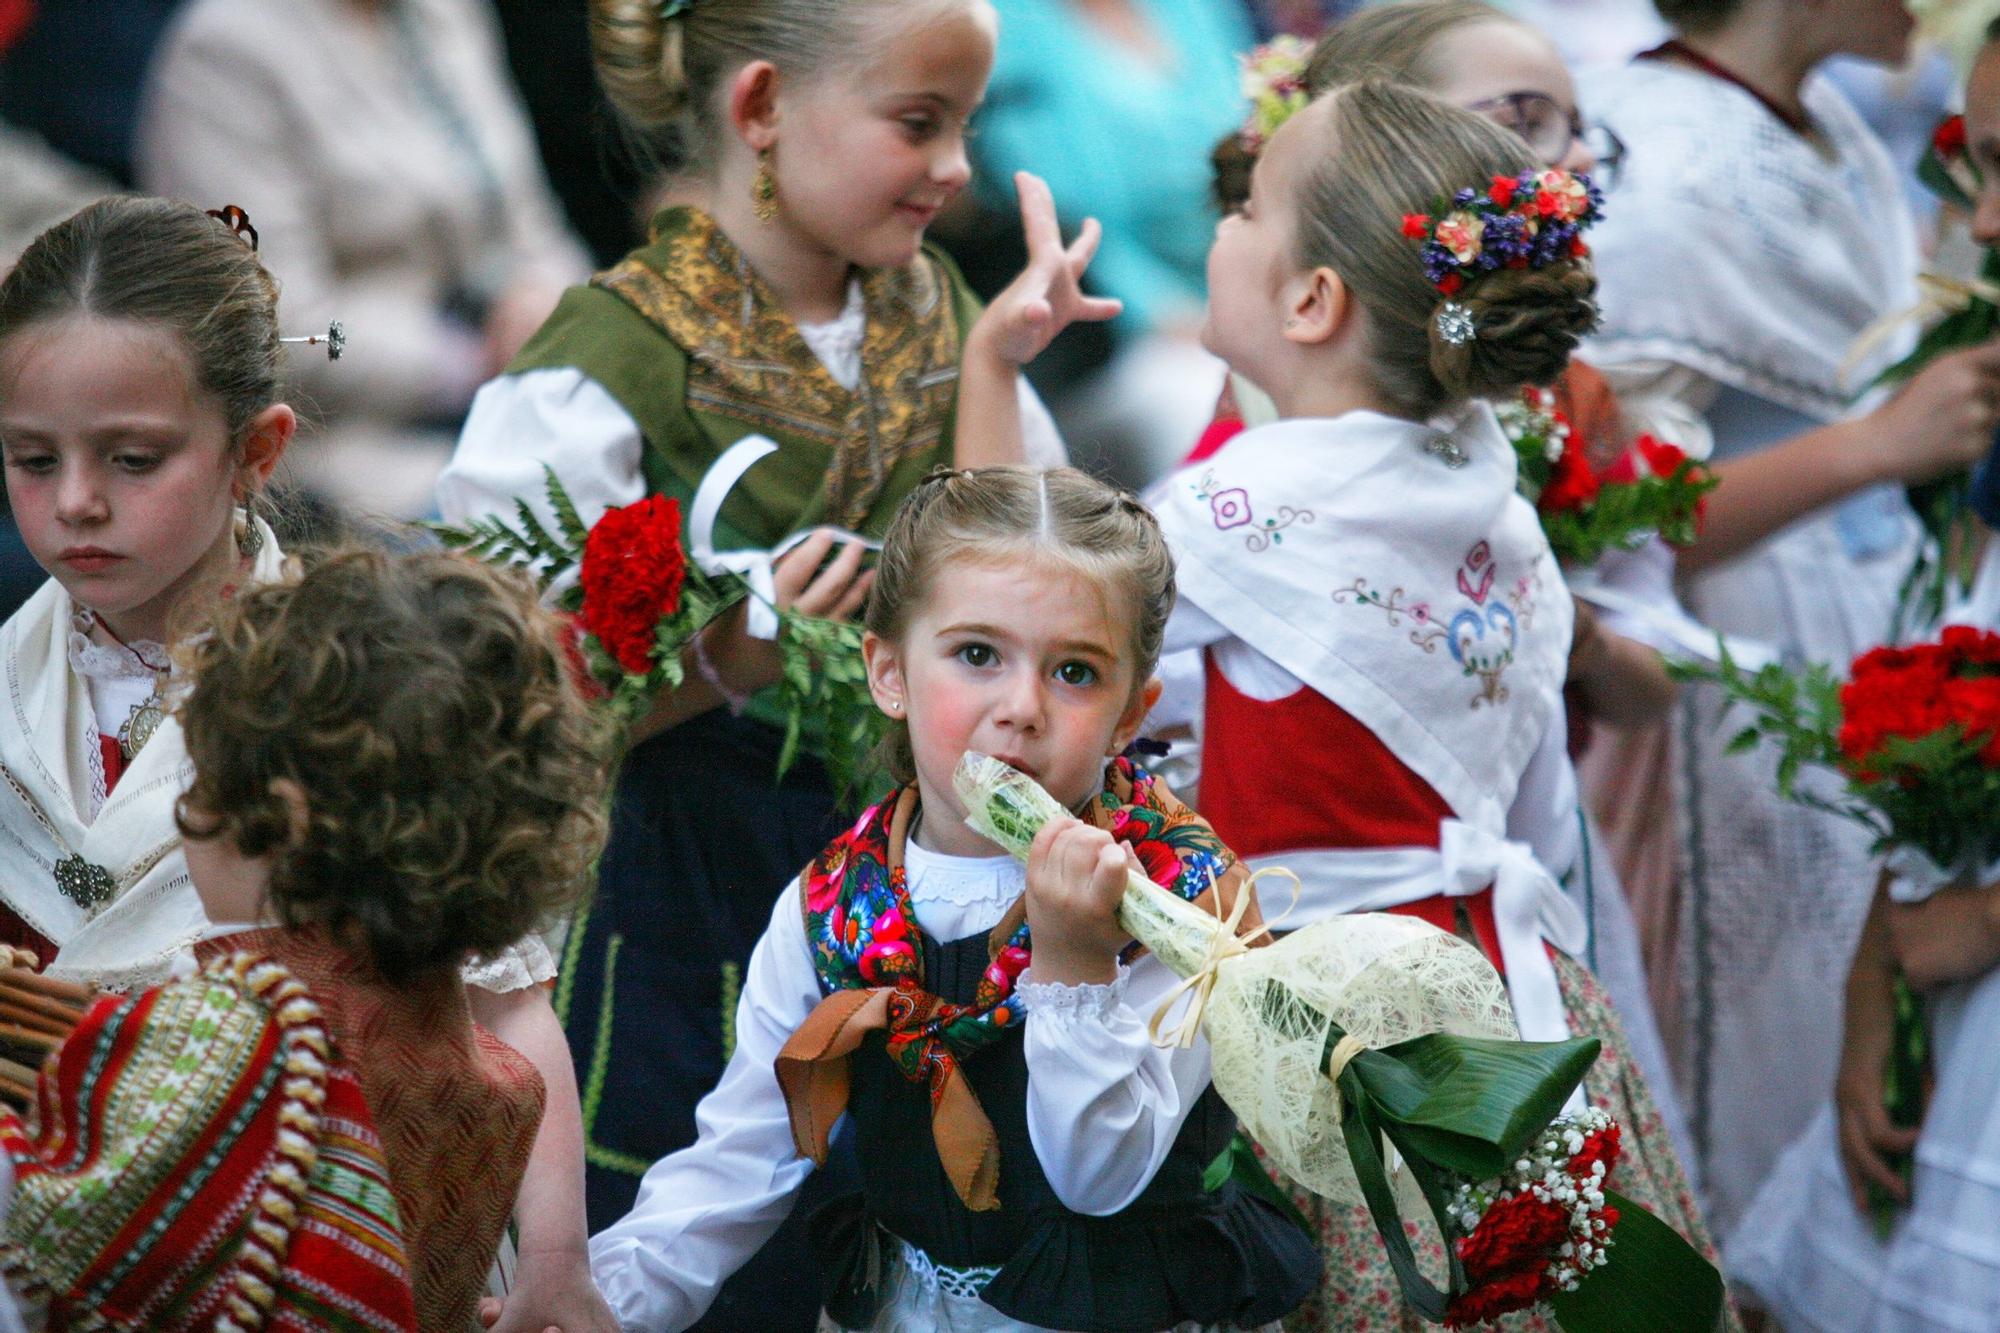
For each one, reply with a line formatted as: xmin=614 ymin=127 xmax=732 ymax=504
xmin=1467 ymin=91 xmax=1627 ymax=188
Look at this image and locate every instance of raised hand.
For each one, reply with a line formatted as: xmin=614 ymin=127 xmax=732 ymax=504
xmin=973 ymin=172 xmax=1124 ymax=368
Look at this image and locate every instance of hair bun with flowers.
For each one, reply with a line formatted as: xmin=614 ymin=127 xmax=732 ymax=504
xmin=1402 ymin=169 xmax=1605 ymax=346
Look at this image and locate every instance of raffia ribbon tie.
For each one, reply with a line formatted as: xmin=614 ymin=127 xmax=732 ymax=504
xmin=1146 ymin=865 xmax=1300 ymax=1050
xmin=1842 ymin=270 xmax=2000 ymax=388
xmin=1322 ymin=1032 xmax=1368 ymax=1085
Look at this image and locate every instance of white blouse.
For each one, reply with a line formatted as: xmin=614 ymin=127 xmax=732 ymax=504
xmin=588 ymin=836 xmax=1210 ymax=1332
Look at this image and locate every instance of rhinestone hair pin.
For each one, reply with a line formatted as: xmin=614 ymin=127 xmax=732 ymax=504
xmin=282 ymin=320 xmax=346 ymax=362
xmin=1436 ymin=301 xmax=1477 ymax=347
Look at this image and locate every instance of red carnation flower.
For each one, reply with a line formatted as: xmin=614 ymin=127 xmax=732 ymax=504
xmin=1570 ymin=1123 xmax=1623 ymax=1177
xmin=1539 ymin=436 xmax=1601 ymax=514
xmin=580 ymin=493 xmax=688 ymax=675
xmin=1488 ymin=175 xmax=1518 ymax=208
xmin=1445 ymin=1266 xmax=1547 ymax=1327
xmin=1634 ymin=433 xmax=1688 ymax=478
xmin=1403 ymin=213 xmax=1432 ymax=239
xmin=1439 ymin=272 xmax=1465 ymax=295
xmin=1935 ymin=115 xmax=1968 ymax=159
xmin=1456 ymin=1194 xmax=1570 ymax=1281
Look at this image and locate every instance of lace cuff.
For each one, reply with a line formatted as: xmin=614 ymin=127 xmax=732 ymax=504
xmin=1017 ymin=963 xmax=1131 ymax=1022
xmin=462 ymin=932 xmax=558 ymax=994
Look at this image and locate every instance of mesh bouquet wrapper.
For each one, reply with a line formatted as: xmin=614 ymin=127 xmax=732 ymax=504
xmin=955 ymin=754 xmax=1723 ymax=1329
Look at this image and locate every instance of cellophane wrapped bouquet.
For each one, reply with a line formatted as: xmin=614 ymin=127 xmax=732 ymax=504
xmin=954 ymin=754 xmax=1723 ymax=1328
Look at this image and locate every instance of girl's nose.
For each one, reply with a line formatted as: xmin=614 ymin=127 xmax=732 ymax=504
xmin=1558 ymin=134 xmax=1596 ymax=177
xmin=934 ymin=134 xmax=973 ymax=193
xmin=54 ymin=465 xmax=107 ymax=525
xmin=990 ymin=669 xmax=1045 ymax=731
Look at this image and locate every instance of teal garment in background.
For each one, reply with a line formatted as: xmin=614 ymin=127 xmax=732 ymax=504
xmin=977 ymin=0 xmax=1255 ymax=335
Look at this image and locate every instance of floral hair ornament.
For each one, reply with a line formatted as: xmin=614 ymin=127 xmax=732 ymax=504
xmin=1236 ymin=35 xmax=1312 ymax=153
xmin=1403 ymin=168 xmax=1605 ymax=303
xmin=281 ymin=320 xmax=346 ymax=362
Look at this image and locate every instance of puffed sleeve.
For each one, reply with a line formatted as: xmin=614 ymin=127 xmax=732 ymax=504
xmin=1019 ymin=953 xmax=1212 ymax=1216
xmin=588 ymin=880 xmax=827 ymax=1332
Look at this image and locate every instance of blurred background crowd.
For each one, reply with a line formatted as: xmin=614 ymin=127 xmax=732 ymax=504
xmin=0 ymin=0 xmax=1962 ymax=554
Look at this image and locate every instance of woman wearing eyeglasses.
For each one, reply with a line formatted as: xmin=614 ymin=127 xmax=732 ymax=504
xmin=1579 ymin=0 xmax=2000 ymax=1252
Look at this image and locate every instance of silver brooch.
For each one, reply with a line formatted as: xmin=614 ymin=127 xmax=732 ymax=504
xmin=1425 ymin=435 xmax=1469 ymax=469
xmin=1436 ymin=301 xmax=1477 ymax=346
xmin=55 ymin=854 xmax=117 ymax=909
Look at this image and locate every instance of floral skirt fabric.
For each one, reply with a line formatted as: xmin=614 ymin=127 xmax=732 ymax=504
xmin=1270 ymin=952 xmax=1741 ymax=1332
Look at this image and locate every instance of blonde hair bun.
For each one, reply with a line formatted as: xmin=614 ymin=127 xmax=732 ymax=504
xmin=1428 ymin=263 xmax=1599 ymax=402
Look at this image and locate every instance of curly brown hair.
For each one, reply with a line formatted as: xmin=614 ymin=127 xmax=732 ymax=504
xmin=175 ymin=549 xmax=614 ymax=985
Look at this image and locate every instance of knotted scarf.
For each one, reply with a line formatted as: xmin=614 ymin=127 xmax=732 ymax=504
xmin=775 ymin=757 xmax=1260 ymax=1211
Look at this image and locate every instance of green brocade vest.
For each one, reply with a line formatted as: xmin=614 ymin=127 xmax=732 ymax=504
xmin=507 ymin=206 xmax=983 ymax=557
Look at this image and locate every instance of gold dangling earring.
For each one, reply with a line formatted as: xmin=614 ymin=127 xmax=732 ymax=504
xmin=752 ymin=147 xmax=779 ymax=223
xmin=236 ymin=504 xmax=265 ymax=559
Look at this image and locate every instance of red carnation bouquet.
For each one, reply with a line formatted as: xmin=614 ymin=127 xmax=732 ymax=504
xmin=1695 ymin=624 xmax=2000 ymax=1229
xmin=1499 ymin=387 xmax=1714 ymax=566
xmin=435 ymin=469 xmax=885 ymax=793
xmin=1443 ymin=1109 xmax=1623 ymax=1327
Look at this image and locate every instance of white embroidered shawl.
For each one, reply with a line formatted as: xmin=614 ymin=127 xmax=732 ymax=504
xmin=1579 ymin=60 xmax=1919 ymax=422
xmin=1152 ymin=408 xmax=1572 ymax=835
xmin=0 ymin=525 xmax=289 ymax=990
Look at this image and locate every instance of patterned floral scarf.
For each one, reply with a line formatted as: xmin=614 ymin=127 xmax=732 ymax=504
xmin=775 ymin=757 xmax=1257 ymax=1211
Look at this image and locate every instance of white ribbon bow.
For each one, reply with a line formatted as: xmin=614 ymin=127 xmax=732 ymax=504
xmin=686 ymin=435 xmax=882 ymax=641
xmin=1244 ymin=821 xmax=1587 ymax=1047
xmin=1434 ymin=820 xmax=1588 ymax=1048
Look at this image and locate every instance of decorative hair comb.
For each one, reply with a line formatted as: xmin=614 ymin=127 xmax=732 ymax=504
xmin=282 ymin=320 xmax=346 ymax=362
xmin=1401 ymin=169 xmax=1604 ymax=345
xmin=205 ymin=204 xmax=259 ymax=251
xmin=1236 ymin=37 xmax=1311 ymax=153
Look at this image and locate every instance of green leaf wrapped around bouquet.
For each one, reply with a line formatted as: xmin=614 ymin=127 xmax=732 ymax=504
xmin=1542 ymin=1189 xmax=1727 ymax=1332
xmin=1330 ymin=1027 xmax=1600 ymax=1319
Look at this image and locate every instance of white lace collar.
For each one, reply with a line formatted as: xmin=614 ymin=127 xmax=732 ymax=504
xmin=66 ymin=609 xmax=168 ymax=684
xmin=905 ymin=830 xmax=1026 ymax=909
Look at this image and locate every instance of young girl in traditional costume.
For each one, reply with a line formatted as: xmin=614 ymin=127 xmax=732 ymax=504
xmin=0 ymin=198 xmax=609 ymax=1333
xmin=1580 ymin=0 xmax=2000 ymax=1239
xmin=1183 ymin=0 xmax=1697 ymax=1171
xmin=1148 ymin=80 xmax=1728 ymax=1330
xmin=1724 ymin=28 xmax=2000 ymax=1325
xmin=172 ymin=549 xmax=613 ymax=1331
xmin=1 ymin=548 xmax=612 ymax=1333
xmin=437 ymin=3 xmax=1116 ymax=1312
xmin=588 ymin=465 xmax=1320 ymax=1332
